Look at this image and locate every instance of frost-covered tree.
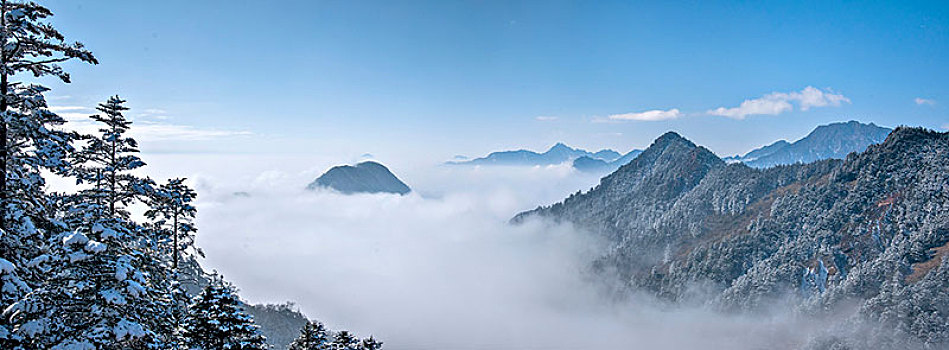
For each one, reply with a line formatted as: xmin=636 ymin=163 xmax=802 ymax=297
xmin=6 ymin=224 xmax=168 ymax=349
xmin=359 ymin=336 xmax=383 ymax=350
xmin=0 ymin=0 xmax=96 ymax=230
xmin=73 ymin=95 xmax=146 ymax=220
xmin=330 ymin=331 xmax=359 ymax=350
xmin=145 ymin=177 xmax=198 ymax=270
xmin=1 ymin=92 xmax=179 ymax=349
xmin=289 ymin=321 xmax=331 ymax=350
xmin=0 ymin=84 xmax=78 ymax=348
xmin=0 ymin=1 xmax=95 ymax=342
xmin=182 ymin=282 xmax=268 ymax=350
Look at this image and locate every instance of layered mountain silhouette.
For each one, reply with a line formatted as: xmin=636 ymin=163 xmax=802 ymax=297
xmin=726 ymin=120 xmax=892 ymax=168
xmin=448 ymin=143 xmax=620 ymax=166
xmin=515 ymin=127 xmax=949 ymax=348
xmin=307 ymin=161 xmax=411 ymax=195
xmin=572 ymin=149 xmax=644 ymax=173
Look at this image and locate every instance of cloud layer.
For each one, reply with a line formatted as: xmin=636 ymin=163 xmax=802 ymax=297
xmin=50 ymin=105 xmax=252 ymax=142
xmin=707 ymin=86 xmax=850 ymax=119
xmin=915 ymin=97 xmax=936 ymax=106
xmin=124 ymin=154 xmax=874 ymax=350
xmin=608 ymin=108 xmax=682 ymax=121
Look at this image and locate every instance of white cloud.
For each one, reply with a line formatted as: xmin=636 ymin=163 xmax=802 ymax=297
xmin=608 ymin=108 xmax=682 ymax=121
xmin=915 ymin=97 xmax=936 ymax=106
xmin=139 ymin=108 xmax=171 ymax=120
xmin=130 ymin=121 xmax=253 ymax=141
xmin=708 ymin=86 xmax=850 ymax=119
xmin=48 ymin=106 xmax=92 ymax=113
xmin=50 ymin=105 xmax=251 ymax=142
xmin=942 ymin=123 xmax=948 ymax=131
xmin=535 ymin=116 xmax=558 ymax=121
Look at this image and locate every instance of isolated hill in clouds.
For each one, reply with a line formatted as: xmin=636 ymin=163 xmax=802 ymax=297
xmin=515 ymin=127 xmax=949 ymax=348
xmin=307 ymin=161 xmax=411 ymax=195
xmin=448 ymin=142 xmax=621 ymax=166
xmin=726 ymin=120 xmax=892 ymax=168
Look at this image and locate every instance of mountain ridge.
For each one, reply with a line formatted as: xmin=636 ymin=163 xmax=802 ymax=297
xmin=447 ymin=143 xmax=622 ymax=166
xmin=514 ymin=126 xmax=949 ymax=348
xmin=727 ymin=120 xmax=891 ymax=168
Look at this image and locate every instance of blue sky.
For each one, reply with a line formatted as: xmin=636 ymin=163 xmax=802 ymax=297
xmin=37 ymin=0 xmax=949 ymax=160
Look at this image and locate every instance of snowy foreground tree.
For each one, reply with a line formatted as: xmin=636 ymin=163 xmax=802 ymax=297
xmin=0 ymin=0 xmax=95 ymax=346
xmin=289 ymin=321 xmax=331 ymax=350
xmin=182 ymin=282 xmax=268 ymax=350
xmin=145 ymin=177 xmax=199 ymax=271
xmin=0 ymin=0 xmax=97 ymax=229
xmin=73 ymin=95 xmax=146 ymax=220
xmin=289 ymin=321 xmax=384 ymax=350
xmin=5 ymin=97 xmax=171 ymax=349
xmin=0 ymin=2 xmax=381 ymax=349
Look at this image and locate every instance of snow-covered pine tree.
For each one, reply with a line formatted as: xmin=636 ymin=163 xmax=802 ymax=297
xmin=143 ymin=177 xmax=201 ymax=347
xmin=289 ymin=321 xmax=331 ymax=350
xmin=145 ymin=177 xmax=198 ymax=271
xmin=6 ymin=223 xmax=168 ymax=349
xmin=182 ymin=281 xmax=268 ymax=350
xmin=73 ymin=96 xmax=146 ymax=220
xmin=358 ymin=336 xmax=383 ymax=350
xmin=3 ymin=94 xmax=182 ymax=349
xmin=0 ymin=0 xmax=98 ymax=229
xmin=330 ymin=330 xmax=360 ymax=350
xmin=0 ymin=1 xmax=95 ymax=345
xmin=0 ymin=0 xmax=97 ymax=230
xmin=0 ymin=84 xmax=79 ymax=348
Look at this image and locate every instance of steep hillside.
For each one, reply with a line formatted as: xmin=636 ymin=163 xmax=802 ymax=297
xmin=244 ymin=303 xmax=310 ymax=349
xmin=515 ymin=127 xmax=949 ymax=348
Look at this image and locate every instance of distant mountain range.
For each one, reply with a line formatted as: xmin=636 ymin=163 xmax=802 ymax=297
xmin=307 ymin=161 xmax=411 ymax=195
xmin=449 ymin=121 xmax=891 ymax=177
xmin=447 ymin=143 xmax=623 ymax=166
xmin=571 ymin=149 xmax=644 ymax=173
xmin=514 ymin=127 xmax=949 ymax=348
xmin=725 ymin=120 xmax=892 ymax=168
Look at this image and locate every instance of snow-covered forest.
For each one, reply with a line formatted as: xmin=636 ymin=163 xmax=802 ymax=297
xmin=0 ymin=2 xmax=377 ymax=349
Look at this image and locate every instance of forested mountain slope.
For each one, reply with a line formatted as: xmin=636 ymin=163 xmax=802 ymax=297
xmin=515 ymin=127 xmax=949 ymax=348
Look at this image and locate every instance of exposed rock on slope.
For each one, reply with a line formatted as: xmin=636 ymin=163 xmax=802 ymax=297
xmin=307 ymin=161 xmax=411 ymax=195
xmin=515 ymin=127 xmax=949 ymax=348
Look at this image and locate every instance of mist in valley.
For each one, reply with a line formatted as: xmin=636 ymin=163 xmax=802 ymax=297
xmin=142 ymin=154 xmax=867 ymax=350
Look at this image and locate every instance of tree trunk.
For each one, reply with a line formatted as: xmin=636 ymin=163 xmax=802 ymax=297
xmin=109 ymin=122 xmax=116 ymax=217
xmin=173 ymin=209 xmax=179 ymax=270
xmin=0 ymin=0 xmax=8 ymax=231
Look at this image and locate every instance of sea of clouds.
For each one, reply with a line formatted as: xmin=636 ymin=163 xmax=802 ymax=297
xmin=132 ymin=153 xmax=849 ymax=350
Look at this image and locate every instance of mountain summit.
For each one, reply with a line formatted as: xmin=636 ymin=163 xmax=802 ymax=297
xmin=728 ymin=120 xmax=891 ymax=168
xmin=307 ymin=161 xmax=411 ymax=195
